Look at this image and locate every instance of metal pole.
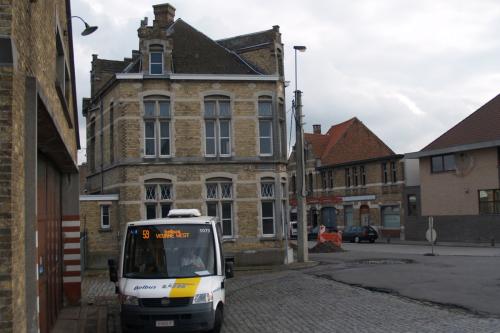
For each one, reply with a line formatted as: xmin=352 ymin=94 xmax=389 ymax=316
xmin=295 ymin=90 xmax=308 ymax=262
xmin=294 ymin=49 xmax=298 ymax=93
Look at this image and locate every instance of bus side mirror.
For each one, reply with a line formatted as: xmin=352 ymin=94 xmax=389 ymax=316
xmin=108 ymin=259 xmax=118 ymax=283
xmin=225 ymin=261 xmax=234 ymax=279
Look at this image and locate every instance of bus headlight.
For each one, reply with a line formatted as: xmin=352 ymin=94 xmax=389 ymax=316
xmin=192 ymin=292 xmax=213 ymax=304
xmin=121 ymin=295 xmax=139 ymax=306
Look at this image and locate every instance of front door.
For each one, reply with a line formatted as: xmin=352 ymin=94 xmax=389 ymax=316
xmin=37 ymin=155 xmax=63 ymax=333
xmin=360 ymin=205 xmax=370 ymax=226
xmin=321 ymin=207 xmax=337 ymax=231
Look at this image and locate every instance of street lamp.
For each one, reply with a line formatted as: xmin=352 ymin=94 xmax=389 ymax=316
xmin=293 ymin=46 xmax=306 ymax=92
xmin=293 ymin=45 xmax=308 ymax=263
xmin=71 ymin=16 xmax=98 ymax=36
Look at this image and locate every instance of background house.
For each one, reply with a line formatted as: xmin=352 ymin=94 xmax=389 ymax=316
xmin=406 ymin=94 xmax=500 ymax=242
xmin=288 ymin=118 xmax=405 ymax=238
xmin=81 ymin=3 xmax=288 ymax=267
xmin=0 ymin=0 xmax=81 ymax=332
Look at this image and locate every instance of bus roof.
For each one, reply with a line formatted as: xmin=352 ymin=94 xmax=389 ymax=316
xmin=125 ymin=216 xmax=217 ymax=227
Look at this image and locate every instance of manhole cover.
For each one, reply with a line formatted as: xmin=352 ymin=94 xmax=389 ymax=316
xmin=354 ymin=258 xmax=414 ymax=265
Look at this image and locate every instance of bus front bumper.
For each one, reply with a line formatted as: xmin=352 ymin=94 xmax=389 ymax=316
xmin=121 ymin=303 xmax=214 ymax=332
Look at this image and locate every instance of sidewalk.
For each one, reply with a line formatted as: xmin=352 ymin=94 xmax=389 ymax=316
xmin=51 ymin=305 xmax=107 ymax=333
xmin=377 ymin=238 xmax=497 ymax=248
xmin=51 ymin=270 xmax=117 ymax=333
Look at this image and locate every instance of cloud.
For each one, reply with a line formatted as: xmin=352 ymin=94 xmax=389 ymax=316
xmin=392 ymin=93 xmax=425 ymax=116
xmin=72 ymin=0 xmax=500 ymax=161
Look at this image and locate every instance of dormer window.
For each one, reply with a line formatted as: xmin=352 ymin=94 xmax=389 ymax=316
xmin=149 ymin=45 xmax=163 ymax=75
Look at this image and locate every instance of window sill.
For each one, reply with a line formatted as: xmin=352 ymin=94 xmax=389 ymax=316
xmin=431 ymin=169 xmax=456 ymax=174
xmin=99 ymin=228 xmax=112 ymax=232
xmin=222 ymin=238 xmax=237 ymax=243
xmin=260 ymin=236 xmax=277 ymax=241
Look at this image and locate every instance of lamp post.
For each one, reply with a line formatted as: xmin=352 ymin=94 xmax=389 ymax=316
xmin=293 ymin=45 xmax=308 ymax=262
xmin=71 ymin=16 xmax=98 ymax=36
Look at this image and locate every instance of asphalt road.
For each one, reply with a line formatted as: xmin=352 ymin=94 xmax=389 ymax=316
xmin=307 ymin=243 xmax=500 ymax=316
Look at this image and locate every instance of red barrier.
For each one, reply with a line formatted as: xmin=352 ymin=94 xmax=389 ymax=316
xmin=318 ymin=225 xmax=342 ymax=247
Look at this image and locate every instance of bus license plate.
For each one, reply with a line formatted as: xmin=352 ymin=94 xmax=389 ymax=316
xmin=156 ymin=320 xmax=174 ymax=327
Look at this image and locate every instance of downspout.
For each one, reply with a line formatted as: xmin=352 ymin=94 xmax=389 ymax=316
xmin=100 ymin=98 xmax=104 ymax=193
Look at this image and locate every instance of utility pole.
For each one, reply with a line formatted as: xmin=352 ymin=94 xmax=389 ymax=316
xmin=293 ymin=45 xmax=308 ymax=262
xmin=295 ymin=89 xmax=308 ymax=262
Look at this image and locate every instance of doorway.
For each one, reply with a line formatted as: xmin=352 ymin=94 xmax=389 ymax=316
xmin=37 ymin=154 xmax=63 ymax=333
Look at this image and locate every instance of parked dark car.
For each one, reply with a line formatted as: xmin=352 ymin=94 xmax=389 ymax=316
xmin=308 ymin=226 xmax=319 ymax=240
xmin=342 ymin=226 xmax=378 ymax=243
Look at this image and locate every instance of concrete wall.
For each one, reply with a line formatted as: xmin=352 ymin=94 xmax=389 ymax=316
xmin=420 ymin=148 xmax=499 ymax=216
xmin=404 ymin=158 xmax=420 ymax=187
xmin=406 ymin=215 xmax=500 ymax=243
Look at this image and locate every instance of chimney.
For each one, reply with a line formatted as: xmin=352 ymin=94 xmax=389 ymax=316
xmin=153 ymin=3 xmax=176 ymax=27
xmin=313 ymin=124 xmax=321 ymax=134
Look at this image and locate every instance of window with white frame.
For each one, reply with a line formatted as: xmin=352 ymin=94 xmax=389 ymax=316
xmin=143 ymin=96 xmax=171 ymax=157
xmin=261 ymin=179 xmax=275 ymax=236
xmin=204 ymin=95 xmax=231 ymax=157
xmin=149 ymin=44 xmax=163 ymax=75
xmin=258 ymin=96 xmax=273 ymax=156
xmin=100 ymin=205 xmax=110 ymax=229
xmin=144 ymin=180 xmax=173 ymax=219
xmin=206 ymin=179 xmax=233 ymax=237
xmin=328 ymin=170 xmax=334 ymax=188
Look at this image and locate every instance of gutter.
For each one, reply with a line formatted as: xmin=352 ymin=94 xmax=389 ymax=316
xmin=405 ymin=140 xmax=500 ymax=159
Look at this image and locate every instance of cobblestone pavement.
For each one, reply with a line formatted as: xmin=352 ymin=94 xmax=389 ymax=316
xmin=223 ymin=269 xmax=500 ymax=333
xmin=82 ymin=269 xmax=500 ymax=333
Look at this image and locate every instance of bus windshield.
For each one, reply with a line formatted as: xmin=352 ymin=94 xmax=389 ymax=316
xmin=123 ymin=224 xmax=216 ymax=279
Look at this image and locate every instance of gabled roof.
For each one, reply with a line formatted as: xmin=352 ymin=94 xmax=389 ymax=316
xmin=95 ymin=58 xmax=131 ymax=73
xmin=304 ymin=117 xmax=396 ymax=166
xmin=217 ymin=28 xmax=276 ymax=52
xmin=167 ymin=19 xmax=259 ymax=75
xmin=421 ymin=94 xmax=500 ymax=152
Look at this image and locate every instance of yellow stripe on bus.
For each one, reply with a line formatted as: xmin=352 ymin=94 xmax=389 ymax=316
xmin=169 ymin=277 xmax=201 ymax=298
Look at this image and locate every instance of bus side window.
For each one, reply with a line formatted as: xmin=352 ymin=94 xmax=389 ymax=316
xmin=215 ymin=223 xmax=224 ymax=275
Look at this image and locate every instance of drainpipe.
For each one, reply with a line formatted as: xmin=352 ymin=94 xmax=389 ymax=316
xmin=100 ymin=98 xmax=104 ymax=193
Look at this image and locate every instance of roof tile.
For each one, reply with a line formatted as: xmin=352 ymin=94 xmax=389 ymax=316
xmin=422 ymin=94 xmax=500 ymax=152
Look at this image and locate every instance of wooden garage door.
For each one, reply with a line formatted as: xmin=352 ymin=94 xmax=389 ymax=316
xmin=37 ymin=154 xmax=63 ymax=333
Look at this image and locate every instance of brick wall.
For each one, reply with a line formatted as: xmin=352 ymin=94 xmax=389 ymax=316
xmin=81 ymin=200 xmax=120 ymax=268
xmin=0 ymin=0 xmax=80 ymax=331
xmin=0 ymin=65 xmax=13 ymax=332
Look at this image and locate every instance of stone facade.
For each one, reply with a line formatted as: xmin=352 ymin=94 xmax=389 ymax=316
xmin=0 ymin=0 xmax=80 ymax=332
xmin=80 ymin=196 xmax=120 ymax=269
xmin=288 ymin=119 xmax=405 ymax=238
xmin=82 ymin=3 xmax=288 ymax=267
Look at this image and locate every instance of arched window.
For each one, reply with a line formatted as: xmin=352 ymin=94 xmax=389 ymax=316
xmin=144 ymin=179 xmax=173 ymax=219
xmin=143 ymin=95 xmax=171 ymax=157
xmin=205 ymin=177 xmax=233 ymax=237
xmin=261 ymin=177 xmax=275 ymax=236
xmin=204 ymin=95 xmax=231 ymax=157
xmin=149 ymin=44 xmax=164 ymax=75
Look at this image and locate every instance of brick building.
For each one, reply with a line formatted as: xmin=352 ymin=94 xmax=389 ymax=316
xmin=405 ymin=94 xmax=500 ymax=242
xmin=0 ymin=0 xmax=81 ymax=332
xmin=81 ymin=3 xmax=288 ymax=267
xmin=288 ymin=118 xmax=405 ymax=238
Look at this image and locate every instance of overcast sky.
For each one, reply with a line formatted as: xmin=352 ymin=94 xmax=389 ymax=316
xmin=72 ymin=0 xmax=500 ymax=163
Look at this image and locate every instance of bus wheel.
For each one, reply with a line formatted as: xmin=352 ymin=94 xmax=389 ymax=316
xmin=210 ymin=304 xmax=223 ymax=333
